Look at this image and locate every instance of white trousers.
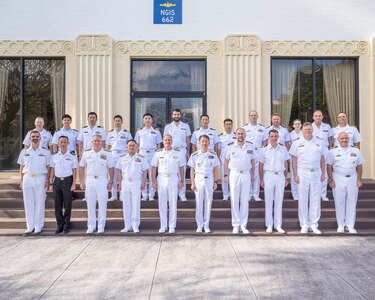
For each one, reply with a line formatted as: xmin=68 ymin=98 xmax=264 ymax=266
xmin=332 ymin=173 xmax=358 ymax=229
xmin=178 ymin=148 xmax=187 ymax=199
xmin=220 ymin=154 xmax=230 ymax=199
xmin=290 ymin=158 xmax=298 ymax=199
xmin=264 ymin=172 xmax=285 ymax=228
xmin=111 ymin=152 xmax=122 ymax=198
xmin=297 ymin=168 xmax=321 ymax=229
xmin=141 ymin=151 xmax=156 ymax=199
xmin=320 ymin=157 xmax=328 ymax=198
xmin=85 ymin=177 xmax=108 ymax=231
xmin=121 ymin=179 xmax=142 ymax=230
xmin=194 ymin=175 xmax=214 ymax=229
xmin=229 ymin=171 xmax=250 ymax=228
xmin=22 ymin=174 xmax=47 ymax=231
xmin=251 ymin=160 xmax=260 ymax=198
xmin=157 ymin=175 xmax=179 ymax=229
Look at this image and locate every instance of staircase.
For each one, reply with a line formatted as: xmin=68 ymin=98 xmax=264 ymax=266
xmin=1 ymin=173 xmax=374 ymax=236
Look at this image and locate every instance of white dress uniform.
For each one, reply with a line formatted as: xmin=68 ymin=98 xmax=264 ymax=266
xmin=164 ymin=121 xmax=191 ymax=200
xmin=264 ymin=125 xmax=290 ymax=147
xmin=134 ymin=126 xmax=162 ymax=200
xmin=52 ymin=127 xmax=79 ymax=153
xmin=106 ymin=129 xmax=133 ymax=199
xmin=259 ymin=143 xmax=289 ymax=229
xmin=313 ymin=122 xmax=333 ymax=199
xmin=17 ymin=147 xmax=51 ymax=232
xmin=77 ymin=124 xmax=107 ymax=150
xmin=187 ymin=150 xmax=220 ymax=230
xmin=289 ymin=130 xmax=303 ymax=200
xmin=242 ymin=123 xmax=266 ymax=200
xmin=23 ymin=129 xmax=52 ymax=149
xmin=289 ymin=137 xmax=326 ymax=231
xmin=225 ymin=141 xmax=255 ymax=229
xmin=151 ymin=148 xmax=184 ymax=231
xmin=190 ymin=127 xmax=220 ymax=151
xmin=327 ymin=146 xmax=365 ymax=230
xmin=219 ymin=132 xmax=236 ymax=200
xmin=79 ymin=148 xmax=114 ymax=232
xmin=332 ymin=124 xmax=362 ymax=147
xmin=116 ymin=153 xmax=149 ymax=231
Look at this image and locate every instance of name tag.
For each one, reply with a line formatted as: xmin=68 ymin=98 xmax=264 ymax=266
xmin=208 ymin=155 xmax=214 ymax=159
xmin=247 ymin=150 xmax=253 ymax=154
xmin=100 ymin=155 xmax=107 ymax=160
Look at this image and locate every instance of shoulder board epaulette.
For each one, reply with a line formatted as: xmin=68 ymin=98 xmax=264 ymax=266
xmin=137 ymin=128 xmax=142 ymax=131
xmin=83 ymin=126 xmax=88 ymax=128
xmin=293 ymin=137 xmax=300 ymax=141
xmin=280 ymin=125 xmax=285 ymax=128
xmin=155 ymin=127 xmax=160 ymax=131
xmin=97 ymin=125 xmax=102 ymax=128
xmin=110 ymin=129 xmax=114 ymax=132
xmin=266 ymin=125 xmax=272 ymax=129
xmin=242 ymin=123 xmax=248 ymax=127
xmin=173 ymin=148 xmax=180 ymax=151
xmin=73 ymin=129 xmax=78 ymax=132
xmin=85 ymin=148 xmax=91 ymax=151
xmin=334 ymin=146 xmax=338 ymax=148
xmin=210 ymin=128 xmax=215 ymax=130
xmin=227 ymin=142 xmax=235 ymax=146
xmin=104 ymin=149 xmax=110 ymax=152
xmin=279 ymin=143 xmax=284 ymax=146
xmin=219 ymin=133 xmax=223 ymax=136
xmin=316 ymin=136 xmax=323 ymax=140
xmin=262 ymin=145 xmax=267 ymax=148
xmin=120 ymin=154 xmax=126 ymax=157
xmin=209 ymin=150 xmax=216 ymax=154
xmin=246 ymin=141 xmax=253 ymax=144
xmin=43 ymin=147 xmax=49 ymax=150
xmin=192 ymin=151 xmax=198 ymax=156
xmin=156 ymin=148 xmax=163 ymax=152
xmin=195 ymin=128 xmax=200 ymax=131
xmin=123 ymin=129 xmax=127 ymax=132
xmin=138 ymin=154 xmax=144 ymax=158
xmin=259 ymin=123 xmax=264 ymax=126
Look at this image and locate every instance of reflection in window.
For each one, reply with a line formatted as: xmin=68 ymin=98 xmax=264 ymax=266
xmin=272 ymin=58 xmax=356 ymax=129
xmin=132 ymin=60 xmax=205 ymax=92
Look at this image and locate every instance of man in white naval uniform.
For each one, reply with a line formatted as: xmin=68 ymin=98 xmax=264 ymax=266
xmin=48 ymin=135 xmax=78 ymax=234
xmin=51 ymin=114 xmax=78 ymax=155
xmin=163 ymin=108 xmax=191 ymax=201
xmin=312 ymin=110 xmax=333 ymax=202
xmin=151 ymin=135 xmax=184 ymax=234
xmin=219 ymin=118 xmax=236 ymax=201
xmin=23 ymin=116 xmax=53 ymax=151
xmin=259 ymin=129 xmax=289 ymax=234
xmin=106 ymin=115 xmax=132 ymax=201
xmin=223 ymin=128 xmax=255 ymax=234
xmin=18 ymin=130 xmax=51 ymax=234
xmin=327 ymin=132 xmax=364 ymax=234
xmin=117 ymin=140 xmax=149 ymax=233
xmin=243 ymin=110 xmax=266 ymax=201
xmin=77 ymin=112 xmax=107 ymax=161
xmin=290 ymin=122 xmax=326 ymax=234
xmin=263 ymin=113 xmax=290 ymax=150
xmin=134 ymin=113 xmax=162 ymax=201
xmin=191 ymin=114 xmax=220 ymax=155
xmin=79 ymin=134 xmax=114 ymax=234
xmin=188 ymin=135 xmax=221 ymax=233
xmin=332 ymin=112 xmax=362 ymax=148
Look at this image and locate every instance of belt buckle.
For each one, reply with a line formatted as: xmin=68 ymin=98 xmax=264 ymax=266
xmin=94 ymin=176 xmax=98 ymax=179
xmin=310 ymin=169 xmax=314 ymax=172
xmin=60 ymin=177 xmax=64 ymax=181
xmin=345 ymin=175 xmax=351 ymax=178
xmin=275 ymin=172 xmax=279 ymax=175
xmin=166 ymin=173 xmax=170 ymax=177
xmin=31 ymin=174 xmax=37 ymax=178
xmin=240 ymin=171 xmax=244 ymax=174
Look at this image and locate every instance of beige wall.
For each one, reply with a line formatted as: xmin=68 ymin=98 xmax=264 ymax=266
xmin=0 ymin=35 xmax=373 ymax=177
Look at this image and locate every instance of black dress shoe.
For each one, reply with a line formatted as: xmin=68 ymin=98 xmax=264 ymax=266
xmin=63 ymin=228 xmax=69 ymax=234
xmin=55 ymin=228 xmax=63 ymax=234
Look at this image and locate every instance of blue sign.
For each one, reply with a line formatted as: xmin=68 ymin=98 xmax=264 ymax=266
xmin=154 ymin=0 xmax=182 ymax=24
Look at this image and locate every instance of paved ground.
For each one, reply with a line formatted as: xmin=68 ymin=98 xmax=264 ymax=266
xmin=0 ymin=236 xmax=374 ymax=300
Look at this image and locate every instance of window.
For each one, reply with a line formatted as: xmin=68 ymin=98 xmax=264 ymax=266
xmin=131 ymin=59 xmax=206 ymax=135
xmin=271 ymin=58 xmax=357 ymax=129
xmin=0 ymin=58 xmax=65 ymax=170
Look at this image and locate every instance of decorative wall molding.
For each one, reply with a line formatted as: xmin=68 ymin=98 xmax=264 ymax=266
xmin=75 ymin=35 xmax=113 ymax=55
xmin=115 ymin=40 xmax=222 ymax=55
xmin=262 ymin=40 xmax=369 ymax=56
xmin=224 ymin=35 xmax=261 ymax=55
xmin=0 ymin=40 xmax=73 ymax=56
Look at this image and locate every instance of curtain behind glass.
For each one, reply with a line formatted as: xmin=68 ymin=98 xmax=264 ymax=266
xmin=51 ymin=61 xmax=65 ymax=129
xmin=272 ymin=60 xmax=299 ymax=126
xmin=323 ymin=60 xmax=355 ymax=127
xmin=0 ymin=68 xmax=8 ymax=116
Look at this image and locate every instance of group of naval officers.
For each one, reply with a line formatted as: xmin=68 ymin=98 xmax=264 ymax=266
xmin=17 ymin=108 xmax=364 ymax=235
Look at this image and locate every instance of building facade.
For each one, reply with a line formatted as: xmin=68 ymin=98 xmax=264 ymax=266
xmin=0 ymin=1 xmax=374 ymax=178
